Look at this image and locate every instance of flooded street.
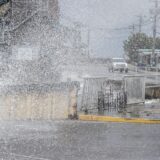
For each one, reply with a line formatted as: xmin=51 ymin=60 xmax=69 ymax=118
xmin=0 ymin=120 xmax=160 ymax=160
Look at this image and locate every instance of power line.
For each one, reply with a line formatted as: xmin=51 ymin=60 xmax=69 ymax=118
xmin=60 ymin=14 xmax=131 ymax=32
xmin=61 ymin=13 xmax=155 ymax=39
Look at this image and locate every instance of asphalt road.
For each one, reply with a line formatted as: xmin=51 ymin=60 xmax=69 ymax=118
xmin=0 ymin=120 xmax=160 ymax=160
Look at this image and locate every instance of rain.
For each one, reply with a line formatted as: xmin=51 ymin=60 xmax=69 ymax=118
xmin=0 ymin=0 xmax=160 ymax=160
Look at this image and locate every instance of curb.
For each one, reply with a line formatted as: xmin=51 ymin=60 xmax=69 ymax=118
xmin=79 ymin=114 xmax=160 ymax=124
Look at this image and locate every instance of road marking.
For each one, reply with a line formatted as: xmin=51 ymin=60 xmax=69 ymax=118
xmin=4 ymin=152 xmax=51 ymax=160
xmin=79 ymin=114 xmax=160 ymax=124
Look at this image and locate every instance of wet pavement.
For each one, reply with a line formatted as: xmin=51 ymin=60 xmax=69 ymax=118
xmin=80 ymin=102 xmax=160 ymax=120
xmin=0 ymin=120 xmax=160 ymax=160
xmin=102 ymin=101 xmax=160 ymax=119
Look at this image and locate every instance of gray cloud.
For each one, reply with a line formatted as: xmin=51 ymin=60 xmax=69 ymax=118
xmin=60 ymin=0 xmax=153 ymax=57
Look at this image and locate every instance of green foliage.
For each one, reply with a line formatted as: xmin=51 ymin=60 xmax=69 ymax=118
xmin=123 ymin=33 xmax=160 ymax=63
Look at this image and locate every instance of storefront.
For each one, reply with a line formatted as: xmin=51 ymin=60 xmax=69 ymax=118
xmin=138 ymin=49 xmax=160 ymax=66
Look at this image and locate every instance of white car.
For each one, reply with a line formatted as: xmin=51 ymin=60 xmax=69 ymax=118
xmin=109 ymin=58 xmax=128 ymax=73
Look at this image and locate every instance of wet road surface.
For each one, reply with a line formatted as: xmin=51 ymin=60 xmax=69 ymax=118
xmin=0 ymin=120 xmax=160 ymax=160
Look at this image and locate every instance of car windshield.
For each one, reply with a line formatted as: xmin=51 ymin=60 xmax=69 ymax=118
xmin=112 ymin=58 xmax=125 ymax=63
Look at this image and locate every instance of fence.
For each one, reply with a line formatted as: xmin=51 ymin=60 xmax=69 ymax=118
xmin=81 ymin=75 xmax=149 ymax=113
xmin=81 ymin=77 xmax=124 ymax=113
xmin=97 ymin=90 xmax=127 ymax=113
xmin=124 ymin=76 xmax=145 ymax=104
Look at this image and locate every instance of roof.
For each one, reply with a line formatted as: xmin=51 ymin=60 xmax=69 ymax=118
xmin=138 ymin=49 xmax=160 ymax=55
xmin=112 ymin=58 xmax=124 ymax=59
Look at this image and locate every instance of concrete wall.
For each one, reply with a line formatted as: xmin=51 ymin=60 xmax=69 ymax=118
xmin=0 ymin=83 xmax=79 ymax=120
xmin=145 ymin=87 xmax=160 ymax=99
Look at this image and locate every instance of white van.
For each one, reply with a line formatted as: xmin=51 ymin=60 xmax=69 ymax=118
xmin=109 ymin=58 xmax=128 ymax=73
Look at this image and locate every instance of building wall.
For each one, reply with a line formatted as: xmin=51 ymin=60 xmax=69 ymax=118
xmin=0 ymin=1 xmax=10 ymax=16
xmin=0 ymin=0 xmax=88 ymax=85
xmin=11 ymin=0 xmax=59 ymax=24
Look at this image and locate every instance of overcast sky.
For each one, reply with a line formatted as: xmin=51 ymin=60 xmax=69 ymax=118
xmin=60 ymin=0 xmax=155 ymax=58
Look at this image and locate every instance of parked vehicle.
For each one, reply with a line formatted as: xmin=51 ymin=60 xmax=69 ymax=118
xmin=109 ymin=58 xmax=128 ymax=73
xmin=156 ymin=63 xmax=160 ymax=72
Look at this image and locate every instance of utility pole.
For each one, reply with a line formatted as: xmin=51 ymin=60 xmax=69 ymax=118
xmin=138 ymin=15 xmax=143 ymax=33
xmin=151 ymin=0 xmax=159 ymax=65
xmin=130 ymin=24 xmax=135 ymax=34
xmin=87 ymin=28 xmax=90 ymax=59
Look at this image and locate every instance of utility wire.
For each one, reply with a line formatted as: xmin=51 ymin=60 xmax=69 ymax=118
xmin=61 ymin=14 xmax=153 ymax=34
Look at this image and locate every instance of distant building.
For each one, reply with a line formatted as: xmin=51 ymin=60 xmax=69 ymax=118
xmin=90 ymin=57 xmax=110 ymax=64
xmin=138 ymin=49 xmax=160 ymax=65
xmin=0 ymin=0 xmax=87 ymax=85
